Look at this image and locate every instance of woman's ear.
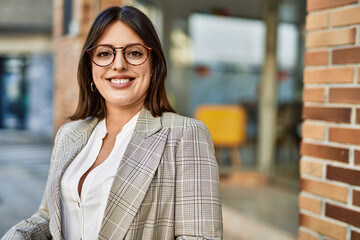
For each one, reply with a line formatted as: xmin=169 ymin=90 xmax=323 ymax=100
xmin=151 ymin=65 xmax=155 ymax=76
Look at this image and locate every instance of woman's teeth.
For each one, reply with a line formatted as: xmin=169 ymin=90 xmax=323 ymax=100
xmin=111 ymin=79 xmax=130 ymax=84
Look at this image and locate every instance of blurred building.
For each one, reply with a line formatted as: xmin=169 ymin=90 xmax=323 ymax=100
xmin=52 ymin=4 xmax=306 ymax=236
xmin=1 ymin=0 xmax=307 ymax=237
xmin=52 ymin=0 xmax=305 ymax=178
xmin=3 ymin=0 xmax=360 ymax=239
xmin=0 ymin=0 xmax=54 ymax=136
xmin=51 ymin=1 xmax=305 ymax=234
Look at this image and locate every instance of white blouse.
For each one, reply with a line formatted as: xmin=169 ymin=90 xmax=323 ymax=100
xmin=60 ymin=113 xmax=139 ymax=240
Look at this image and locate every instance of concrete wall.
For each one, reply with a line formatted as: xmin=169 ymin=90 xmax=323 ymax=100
xmin=300 ymin=0 xmax=360 ymax=239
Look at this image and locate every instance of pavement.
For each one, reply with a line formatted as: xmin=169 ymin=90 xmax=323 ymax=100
xmin=0 ymin=130 xmax=298 ymax=239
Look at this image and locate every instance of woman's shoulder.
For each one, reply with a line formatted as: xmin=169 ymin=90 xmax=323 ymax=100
xmin=160 ymin=112 xmax=213 ymax=144
xmin=161 ymin=112 xmax=207 ymax=130
xmin=56 ymin=117 xmax=98 ymax=138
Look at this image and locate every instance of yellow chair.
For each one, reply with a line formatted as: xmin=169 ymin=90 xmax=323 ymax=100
xmin=194 ymin=105 xmax=247 ymax=167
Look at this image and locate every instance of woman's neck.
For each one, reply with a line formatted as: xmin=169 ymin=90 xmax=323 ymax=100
xmin=105 ymin=105 xmax=142 ymax=135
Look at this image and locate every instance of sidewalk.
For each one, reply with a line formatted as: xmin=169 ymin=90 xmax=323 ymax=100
xmin=223 ymin=205 xmax=296 ymax=240
xmin=221 ymin=178 xmax=298 ymax=239
xmin=0 ymin=129 xmax=52 ymax=145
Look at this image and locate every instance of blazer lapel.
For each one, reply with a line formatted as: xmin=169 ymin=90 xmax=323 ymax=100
xmin=99 ymin=109 xmax=169 ymax=240
xmin=47 ymin=117 xmax=99 ymax=239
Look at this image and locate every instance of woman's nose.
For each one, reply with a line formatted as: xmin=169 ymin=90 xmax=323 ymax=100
xmin=113 ymin=50 xmax=128 ymax=70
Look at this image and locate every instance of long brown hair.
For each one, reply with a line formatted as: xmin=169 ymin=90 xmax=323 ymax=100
xmin=70 ymin=6 xmax=175 ymax=120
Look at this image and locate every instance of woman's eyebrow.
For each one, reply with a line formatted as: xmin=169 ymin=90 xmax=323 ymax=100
xmin=95 ymin=42 xmax=144 ymax=47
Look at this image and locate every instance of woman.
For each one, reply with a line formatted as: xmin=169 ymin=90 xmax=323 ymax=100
xmin=2 ymin=6 xmax=222 ymax=240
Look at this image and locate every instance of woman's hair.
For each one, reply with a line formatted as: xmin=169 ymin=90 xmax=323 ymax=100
xmin=70 ymin=6 xmax=175 ymax=120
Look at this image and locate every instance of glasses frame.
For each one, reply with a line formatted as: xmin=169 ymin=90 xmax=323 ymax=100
xmin=86 ymin=43 xmax=153 ymax=67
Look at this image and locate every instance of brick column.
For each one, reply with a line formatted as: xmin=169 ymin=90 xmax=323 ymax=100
xmin=53 ymin=0 xmax=93 ymax=130
xmin=300 ymin=0 xmax=360 ymax=239
xmin=53 ymin=0 xmax=124 ymax=131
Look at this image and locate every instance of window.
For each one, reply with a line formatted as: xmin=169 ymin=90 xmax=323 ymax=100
xmin=63 ymin=0 xmax=73 ymax=35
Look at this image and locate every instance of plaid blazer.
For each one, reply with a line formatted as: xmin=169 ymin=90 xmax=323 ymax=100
xmin=2 ymin=109 xmax=223 ymax=240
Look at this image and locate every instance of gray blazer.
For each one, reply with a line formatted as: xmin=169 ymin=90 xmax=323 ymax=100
xmin=2 ymin=108 xmax=223 ymax=240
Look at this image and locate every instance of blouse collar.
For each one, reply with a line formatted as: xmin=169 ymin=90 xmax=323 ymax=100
xmin=96 ymin=111 xmax=141 ymax=140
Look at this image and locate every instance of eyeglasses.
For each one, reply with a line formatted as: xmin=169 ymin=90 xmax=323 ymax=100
xmin=86 ymin=43 xmax=152 ymax=67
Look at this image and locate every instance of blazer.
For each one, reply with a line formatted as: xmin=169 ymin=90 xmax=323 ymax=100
xmin=2 ymin=108 xmax=223 ymax=240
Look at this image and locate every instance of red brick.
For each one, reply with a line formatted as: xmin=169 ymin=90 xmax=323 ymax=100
xmin=54 ymin=22 xmax=83 ymax=129
xmin=327 ymin=165 xmax=360 ymax=186
xmin=100 ymin=0 xmax=123 ymax=10
xmin=306 ymin=13 xmax=329 ymax=31
xmin=307 ymin=0 xmax=357 ymax=12
xmin=298 ymin=229 xmax=319 ymax=240
xmin=353 ymin=190 xmax=360 ymax=207
xmin=333 ymin=47 xmax=360 ymax=65
xmin=301 ymin=142 xmax=349 ymax=163
xmin=329 ymin=128 xmax=360 ymax=145
xmin=304 ymin=51 xmax=328 ymax=66
xmin=299 ymin=194 xmax=322 ymax=214
xmin=352 ymin=230 xmax=360 ymax=240
xmin=332 ymin=6 xmax=360 ymax=27
xmin=303 ymin=88 xmax=325 ymax=103
xmin=301 ymin=178 xmax=348 ymax=202
xmin=306 ymin=28 xmax=356 ymax=48
xmin=300 ymin=159 xmax=323 ymax=177
xmin=304 ymin=67 xmax=354 ymax=84
xmin=326 ymin=202 xmax=360 ymax=228
xmin=357 ymin=109 xmax=360 ymax=124
xmin=302 ymin=123 xmax=325 ymax=140
xmin=302 ymin=106 xmax=351 ymax=123
xmin=300 ymin=213 xmax=346 ymax=240
xmin=329 ymin=88 xmax=360 ymax=104
xmin=355 ymin=150 xmax=360 ymax=165
xmin=80 ymin=1 xmax=93 ymax=37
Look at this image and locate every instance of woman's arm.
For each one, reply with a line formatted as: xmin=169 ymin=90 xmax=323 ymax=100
xmin=175 ymin=120 xmax=223 ymax=240
xmin=1 ymin=126 xmax=65 ymax=240
xmin=1 ymin=213 xmax=51 ymax=240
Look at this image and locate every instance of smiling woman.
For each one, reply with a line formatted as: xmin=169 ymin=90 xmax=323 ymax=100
xmin=71 ymin=6 xmax=174 ymax=121
xmin=89 ymin=21 xmax=153 ymax=115
xmin=2 ymin=5 xmax=223 ymax=240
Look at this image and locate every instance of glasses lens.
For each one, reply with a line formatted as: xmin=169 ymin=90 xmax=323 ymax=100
xmin=124 ymin=44 xmax=149 ymax=65
xmin=91 ymin=46 xmax=114 ymax=66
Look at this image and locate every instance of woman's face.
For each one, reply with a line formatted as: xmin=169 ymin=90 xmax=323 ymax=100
xmin=91 ymin=20 xmax=152 ymax=113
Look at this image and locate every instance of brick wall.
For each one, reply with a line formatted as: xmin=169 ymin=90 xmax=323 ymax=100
xmin=53 ymin=0 xmax=123 ymax=130
xmin=300 ymin=0 xmax=360 ymax=239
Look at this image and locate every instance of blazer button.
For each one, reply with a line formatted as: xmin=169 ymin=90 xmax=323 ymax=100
xmin=77 ymin=202 xmax=80 ymax=208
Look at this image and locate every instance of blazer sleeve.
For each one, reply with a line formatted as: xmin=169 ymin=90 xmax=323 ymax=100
xmin=174 ymin=120 xmax=223 ymax=240
xmin=1 ymin=126 xmax=65 ymax=240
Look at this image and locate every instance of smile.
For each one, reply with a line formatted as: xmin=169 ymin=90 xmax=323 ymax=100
xmin=106 ymin=76 xmax=136 ymax=89
xmin=110 ymin=79 xmax=131 ymax=84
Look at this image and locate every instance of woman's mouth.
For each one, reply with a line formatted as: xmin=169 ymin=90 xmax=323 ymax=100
xmin=110 ymin=78 xmax=131 ymax=84
xmin=107 ymin=76 xmax=135 ymax=88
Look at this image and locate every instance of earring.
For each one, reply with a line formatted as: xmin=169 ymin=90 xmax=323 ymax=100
xmin=91 ymin=81 xmax=96 ymax=92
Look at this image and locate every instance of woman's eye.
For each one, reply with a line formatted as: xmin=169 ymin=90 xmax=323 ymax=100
xmin=127 ymin=51 xmax=143 ymax=57
xmin=97 ymin=51 xmax=112 ymax=58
